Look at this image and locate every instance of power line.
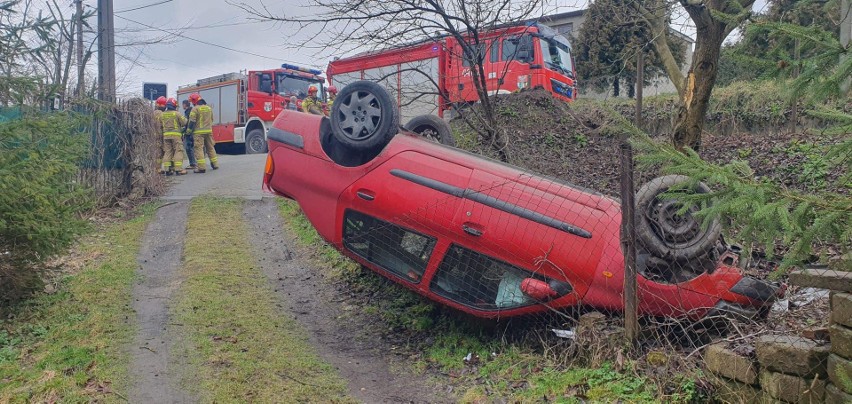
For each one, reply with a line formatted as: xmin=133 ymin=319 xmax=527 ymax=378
xmin=116 ymin=0 xmax=173 ymax=14
xmin=111 ymin=12 xmax=322 ymax=69
xmin=127 ymin=20 xmax=270 ymax=32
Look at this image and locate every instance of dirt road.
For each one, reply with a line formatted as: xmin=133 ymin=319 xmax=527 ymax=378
xmin=130 ymin=154 xmax=452 ymax=403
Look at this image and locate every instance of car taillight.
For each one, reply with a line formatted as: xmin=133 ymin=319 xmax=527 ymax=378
xmin=264 ymin=154 xmax=274 ymax=175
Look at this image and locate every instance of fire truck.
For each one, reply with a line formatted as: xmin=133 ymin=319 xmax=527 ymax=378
xmin=176 ymin=64 xmax=326 ymax=154
xmin=326 ymin=22 xmax=576 ymax=126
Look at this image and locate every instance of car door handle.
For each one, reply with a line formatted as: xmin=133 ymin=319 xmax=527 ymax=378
xmin=356 ymin=191 xmax=375 ymax=201
xmin=462 ymin=224 xmax=482 ymax=237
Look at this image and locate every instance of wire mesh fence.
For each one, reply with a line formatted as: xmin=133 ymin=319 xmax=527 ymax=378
xmin=76 ymin=98 xmax=164 ymax=205
xmin=322 ymin=128 xmax=846 ymax=401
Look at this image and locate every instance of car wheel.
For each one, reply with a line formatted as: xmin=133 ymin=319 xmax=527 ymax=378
xmin=330 ymin=81 xmax=398 ymax=151
xmin=245 ymin=128 xmax=268 ymax=154
xmin=404 ymin=114 xmax=456 ymax=147
xmin=634 ymin=175 xmax=722 ymax=262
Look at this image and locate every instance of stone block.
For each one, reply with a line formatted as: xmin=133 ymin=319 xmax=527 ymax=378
xmin=760 ymin=370 xmax=825 ymax=403
xmin=825 ymin=383 xmax=852 ymax=404
xmin=711 ymin=376 xmax=765 ymax=403
xmin=705 ymin=343 xmax=759 ymax=385
xmin=832 ymin=293 xmax=852 ymax=328
xmin=577 ymin=311 xmax=607 ymax=330
xmin=788 ymin=268 xmax=852 ymax=293
xmin=756 ymin=335 xmax=830 ymax=378
xmin=828 ymin=354 xmax=852 ymax=395
xmin=832 ymin=324 xmax=852 ymax=360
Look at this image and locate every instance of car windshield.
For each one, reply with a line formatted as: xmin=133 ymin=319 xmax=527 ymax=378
xmin=277 ymin=74 xmax=323 ymax=100
xmin=539 ymin=37 xmax=574 ymax=78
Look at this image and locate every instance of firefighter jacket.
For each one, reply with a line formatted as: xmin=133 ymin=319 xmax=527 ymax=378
xmin=302 ymin=96 xmax=323 ymax=115
xmin=189 ymin=105 xmax=214 ymax=134
xmin=326 ymin=95 xmax=335 ymax=116
xmin=159 ymin=110 xmax=187 ymax=137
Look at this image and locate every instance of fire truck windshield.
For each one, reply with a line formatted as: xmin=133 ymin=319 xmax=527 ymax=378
xmin=539 ymin=38 xmax=574 ymax=79
xmin=277 ymin=74 xmax=324 ymax=99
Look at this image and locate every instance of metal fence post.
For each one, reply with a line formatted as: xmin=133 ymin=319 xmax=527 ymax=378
xmin=620 ymin=138 xmax=639 ymax=345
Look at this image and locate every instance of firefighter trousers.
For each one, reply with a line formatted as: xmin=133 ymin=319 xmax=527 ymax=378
xmin=193 ymin=132 xmax=218 ymax=169
xmin=162 ymin=136 xmax=185 ymax=171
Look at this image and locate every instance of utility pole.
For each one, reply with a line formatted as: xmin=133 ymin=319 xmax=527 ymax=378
xmin=76 ymin=0 xmax=84 ymax=98
xmin=97 ymin=0 xmax=116 ymax=102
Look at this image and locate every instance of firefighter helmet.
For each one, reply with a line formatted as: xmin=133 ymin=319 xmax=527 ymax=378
xmin=308 ymin=86 xmax=318 ymax=94
xmin=155 ymin=96 xmax=167 ymax=107
xmin=328 ymin=85 xmax=337 ymax=94
xmin=188 ymin=93 xmax=201 ymax=105
xmin=166 ymin=97 xmax=178 ymax=109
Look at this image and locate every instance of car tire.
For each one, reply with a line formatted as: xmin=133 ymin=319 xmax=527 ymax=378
xmin=634 ymin=175 xmax=722 ymax=262
xmin=404 ymin=114 xmax=456 ymax=147
xmin=330 ymin=81 xmax=398 ymax=152
xmin=245 ymin=128 xmax=268 ymax=154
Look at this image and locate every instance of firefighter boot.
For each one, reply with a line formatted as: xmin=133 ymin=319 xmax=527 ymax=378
xmin=194 ymin=167 xmax=206 ymax=173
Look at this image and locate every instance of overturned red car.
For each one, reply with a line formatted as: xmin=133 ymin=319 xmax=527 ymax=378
xmin=262 ymin=81 xmax=781 ymax=320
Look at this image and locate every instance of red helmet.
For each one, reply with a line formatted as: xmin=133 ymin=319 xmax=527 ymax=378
xmin=328 ymin=85 xmax=337 ymax=94
xmin=188 ymin=93 xmax=201 ymax=105
xmin=155 ymin=96 xmax=167 ymax=106
xmin=308 ymin=86 xmax=318 ymax=94
xmin=166 ymin=97 xmax=178 ymax=109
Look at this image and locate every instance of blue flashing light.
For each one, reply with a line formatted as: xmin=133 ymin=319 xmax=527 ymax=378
xmin=281 ymin=63 xmax=323 ymax=76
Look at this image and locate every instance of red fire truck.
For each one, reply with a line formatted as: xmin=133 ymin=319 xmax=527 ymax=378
xmin=177 ymin=64 xmax=326 ymax=154
xmin=326 ymin=22 xmax=576 ymax=126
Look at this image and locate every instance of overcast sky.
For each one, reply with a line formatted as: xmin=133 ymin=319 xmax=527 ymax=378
xmin=104 ymin=0 xmax=769 ymax=99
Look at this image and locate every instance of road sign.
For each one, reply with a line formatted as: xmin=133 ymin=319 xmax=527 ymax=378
xmin=142 ymin=82 xmax=167 ymax=101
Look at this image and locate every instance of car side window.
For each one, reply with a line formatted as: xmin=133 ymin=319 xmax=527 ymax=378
xmin=429 ymin=244 xmax=537 ymax=310
xmin=342 ymin=210 xmax=436 ymax=283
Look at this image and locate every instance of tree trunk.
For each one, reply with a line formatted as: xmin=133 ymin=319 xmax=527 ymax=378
xmin=671 ymin=19 xmax=725 ymax=152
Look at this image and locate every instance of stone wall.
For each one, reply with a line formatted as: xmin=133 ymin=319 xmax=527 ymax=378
xmin=705 ymin=269 xmax=852 ymax=403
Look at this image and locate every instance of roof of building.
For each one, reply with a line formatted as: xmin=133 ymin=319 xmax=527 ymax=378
xmin=538 ymin=8 xmax=695 ymax=44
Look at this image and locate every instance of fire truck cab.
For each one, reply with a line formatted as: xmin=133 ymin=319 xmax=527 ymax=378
xmin=326 ymin=22 xmax=576 ymax=126
xmin=177 ymin=64 xmax=326 ymax=154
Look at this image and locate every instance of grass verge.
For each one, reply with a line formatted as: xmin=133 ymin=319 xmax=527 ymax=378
xmin=0 ymin=203 xmax=159 ymax=402
xmin=275 ymin=199 xmax=676 ymax=402
xmin=173 ymin=197 xmax=351 ymax=402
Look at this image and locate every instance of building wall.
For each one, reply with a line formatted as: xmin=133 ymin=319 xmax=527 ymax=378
xmin=540 ymin=10 xmax=693 ymax=100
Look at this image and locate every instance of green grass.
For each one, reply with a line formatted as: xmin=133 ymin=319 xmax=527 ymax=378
xmin=274 ymin=199 xmax=674 ymax=403
xmin=0 ymin=202 xmax=159 ymax=403
xmin=173 ymin=197 xmax=352 ymax=402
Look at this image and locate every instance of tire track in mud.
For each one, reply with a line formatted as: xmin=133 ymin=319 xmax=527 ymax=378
xmin=243 ymin=198 xmax=453 ymax=403
xmin=129 ymin=201 xmax=195 ymax=403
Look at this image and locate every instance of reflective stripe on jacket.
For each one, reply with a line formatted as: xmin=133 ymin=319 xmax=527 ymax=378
xmin=159 ymin=110 xmax=186 ymax=137
xmin=189 ymin=105 xmax=214 ymax=134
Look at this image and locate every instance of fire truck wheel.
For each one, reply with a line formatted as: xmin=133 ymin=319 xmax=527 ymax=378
xmin=245 ymin=128 xmax=268 ymax=154
xmin=634 ymin=175 xmax=722 ymax=262
xmin=404 ymin=115 xmax=456 ymax=147
xmin=330 ymin=81 xmax=398 ymax=152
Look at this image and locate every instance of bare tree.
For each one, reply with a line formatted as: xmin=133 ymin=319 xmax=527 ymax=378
xmin=233 ymin=0 xmax=553 ymax=161
xmin=636 ymin=0 xmax=756 ymax=152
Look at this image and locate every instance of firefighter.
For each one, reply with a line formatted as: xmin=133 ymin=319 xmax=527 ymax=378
xmin=158 ymin=97 xmax=188 ymax=175
xmin=182 ymin=99 xmax=198 ymax=169
xmin=324 ymin=85 xmax=337 ymax=116
xmin=154 ymin=96 xmax=167 ymax=174
xmin=187 ymin=92 xmax=219 ymax=173
xmin=302 ymin=85 xmax=323 ymax=115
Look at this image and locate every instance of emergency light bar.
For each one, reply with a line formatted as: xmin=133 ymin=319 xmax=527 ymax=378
xmin=281 ymin=63 xmax=323 ymax=76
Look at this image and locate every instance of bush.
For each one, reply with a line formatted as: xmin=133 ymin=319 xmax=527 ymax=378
xmin=0 ymin=111 xmax=93 ymax=303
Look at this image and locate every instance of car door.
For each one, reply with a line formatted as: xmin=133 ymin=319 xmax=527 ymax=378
xmin=337 ymin=150 xmax=473 ymax=288
xmin=442 ymin=169 xmax=606 ymax=307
